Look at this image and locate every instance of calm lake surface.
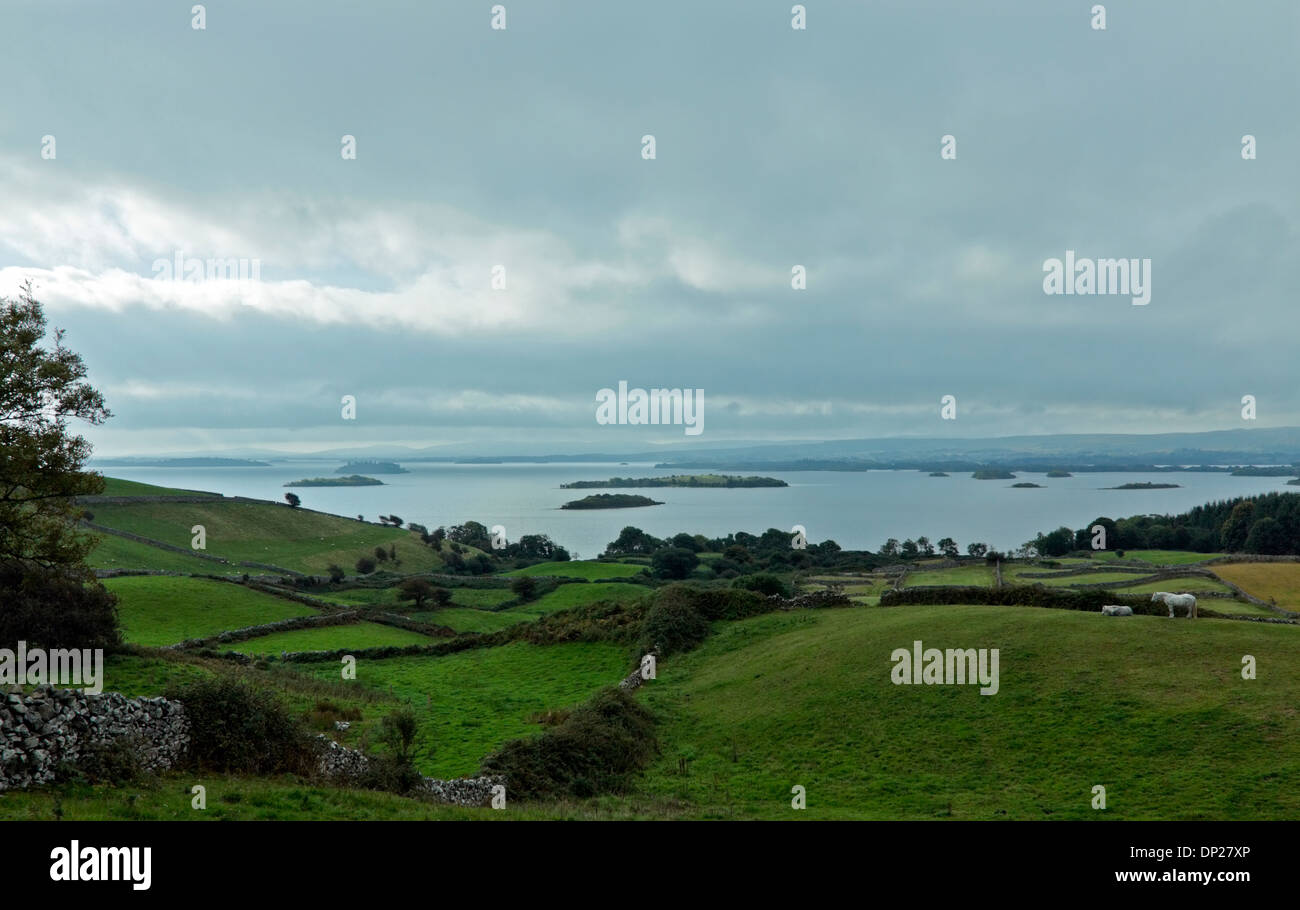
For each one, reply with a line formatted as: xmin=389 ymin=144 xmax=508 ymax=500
xmin=94 ymin=461 xmax=1295 ymax=559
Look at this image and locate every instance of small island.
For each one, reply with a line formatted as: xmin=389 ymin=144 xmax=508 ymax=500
xmin=1011 ymin=482 xmax=1044 ymax=488
xmin=928 ymin=471 xmax=949 ymax=477
xmin=1105 ymin=482 xmax=1181 ymax=490
xmin=1288 ymin=478 xmax=1300 ymax=486
xmin=286 ymin=475 xmax=385 ymax=487
xmin=560 ymin=474 xmax=787 ymax=489
xmin=1044 ymin=470 xmax=1072 ymax=478
xmin=561 ymin=493 xmax=663 ymax=510
xmin=336 ymin=461 xmax=408 ymax=475
xmin=972 ymin=469 xmax=1016 ymax=480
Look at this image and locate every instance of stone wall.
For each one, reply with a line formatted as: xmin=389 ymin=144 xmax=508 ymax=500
xmin=0 ymin=686 xmax=189 ymax=792
xmin=314 ymin=734 xmax=503 ymax=807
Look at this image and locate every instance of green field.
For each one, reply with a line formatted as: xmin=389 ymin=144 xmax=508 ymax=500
xmin=630 ymin=605 xmax=1300 ymax=819
xmin=504 ymin=560 xmax=647 ymax=579
xmin=299 ymin=641 xmax=630 ymax=778
xmin=1212 ymin=562 xmax=1300 ymax=608
xmin=94 ymin=477 xmax=221 ymax=498
xmin=509 ymin=582 xmax=649 ymax=618
xmin=106 ymin=576 xmax=319 ymax=646
xmin=86 ymin=500 xmax=446 ymax=575
xmin=219 ymin=622 xmax=437 ymax=655
xmin=1095 ymin=550 xmax=1225 ymax=566
xmin=902 ymin=566 xmax=993 ymax=587
xmin=411 ymin=608 xmax=527 ymax=633
xmin=87 ymin=532 xmax=244 ymax=575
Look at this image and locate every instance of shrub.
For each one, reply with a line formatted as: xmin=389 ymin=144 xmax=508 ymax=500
xmin=510 ymin=576 xmax=539 ymax=602
xmin=71 ymin=736 xmax=144 ymax=785
xmin=0 ymin=561 xmax=122 ymax=651
xmin=169 ymin=675 xmax=313 ymax=775
xmin=638 ymin=586 xmax=711 ymax=656
xmin=732 ymin=573 xmax=790 ymax=598
xmin=481 ymin=688 xmax=656 ymax=799
xmin=355 ymin=556 xmax=377 ymax=574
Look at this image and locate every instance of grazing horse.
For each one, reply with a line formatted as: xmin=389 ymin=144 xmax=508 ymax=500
xmin=1152 ymin=592 xmax=1197 ymax=619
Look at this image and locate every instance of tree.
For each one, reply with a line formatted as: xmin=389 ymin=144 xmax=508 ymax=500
xmin=510 ymin=576 xmax=539 ymax=602
xmin=916 ymin=536 xmax=934 ymax=557
xmin=430 ymin=586 xmax=453 ymax=607
xmin=284 ymin=492 xmax=301 ymax=508
xmin=937 ymin=537 xmax=959 ymax=558
xmin=900 ymin=539 xmax=919 ymax=559
xmin=604 ymin=526 xmax=660 ymax=557
xmin=880 ymin=539 xmax=901 ymax=558
xmin=1244 ymin=517 xmax=1288 ymax=555
xmin=355 ymin=556 xmax=377 ymax=574
xmin=1 ymin=285 xmax=119 ymax=648
xmin=373 ymin=545 xmax=389 ymax=563
xmin=326 ymin=563 xmax=345 ymax=583
xmin=1 ymin=283 xmax=112 ymax=569
xmin=651 ymin=547 xmax=699 ymax=580
xmin=1220 ymin=501 xmax=1257 ymax=552
xmin=966 ymin=542 xmax=988 ymax=558
xmin=398 ymin=577 xmax=435 ymax=609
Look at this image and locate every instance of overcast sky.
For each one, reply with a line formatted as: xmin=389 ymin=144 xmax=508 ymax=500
xmin=2 ymin=0 xmax=1297 ymax=456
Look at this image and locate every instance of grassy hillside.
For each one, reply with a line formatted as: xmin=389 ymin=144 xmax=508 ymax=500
xmin=106 ymin=576 xmax=319 ymax=646
xmin=86 ymin=500 xmax=444 ymax=574
xmin=631 ymin=605 xmax=1300 ymax=819
xmin=87 ymin=532 xmax=244 ymax=575
xmin=299 ymin=642 xmax=630 ymax=778
xmin=94 ymin=477 xmax=221 ymax=498
xmin=218 ymin=622 xmax=437 ymax=655
xmin=1212 ymin=562 xmax=1300 ymax=608
xmin=504 ymin=561 xmax=647 ymax=579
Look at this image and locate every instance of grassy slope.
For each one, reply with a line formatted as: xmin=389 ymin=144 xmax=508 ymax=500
xmin=95 ymin=477 xmax=221 ymax=497
xmin=509 ymin=582 xmax=649 ymax=618
xmin=1212 ymin=562 xmax=1300 ymax=608
xmin=86 ymin=532 xmax=244 ymax=575
xmin=631 ymin=605 xmax=1300 ymax=819
xmin=106 ymin=576 xmax=318 ymax=646
xmin=298 ymin=641 xmax=629 ymax=778
xmin=87 ymin=500 xmax=443 ymax=574
xmin=504 ymin=561 xmax=647 ymax=579
xmin=218 ymin=622 xmax=437 ymax=655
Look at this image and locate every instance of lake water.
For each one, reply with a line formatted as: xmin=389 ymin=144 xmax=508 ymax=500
xmin=94 ymin=461 xmax=1295 ymax=559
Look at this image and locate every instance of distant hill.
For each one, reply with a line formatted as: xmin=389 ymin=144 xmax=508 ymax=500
xmin=337 ymin=461 xmax=408 ymax=474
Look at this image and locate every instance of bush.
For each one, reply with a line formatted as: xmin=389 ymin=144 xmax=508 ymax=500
xmin=169 ymin=676 xmax=313 ymax=775
xmin=355 ymin=556 xmax=377 ymax=574
xmin=880 ymin=585 xmax=1161 ymax=614
xmin=638 ymin=590 xmax=709 ymax=656
xmin=480 ymin=688 xmax=656 ymax=799
xmin=71 ymin=736 xmax=144 ymax=785
xmin=0 ymin=561 xmax=122 ymax=651
xmin=510 ymin=576 xmax=539 ymax=602
xmin=651 ymin=547 xmax=699 ymax=580
xmin=732 ymin=573 xmax=790 ymax=598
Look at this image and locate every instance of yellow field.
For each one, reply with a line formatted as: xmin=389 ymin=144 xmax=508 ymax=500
xmin=1212 ymin=562 xmax=1300 ymax=608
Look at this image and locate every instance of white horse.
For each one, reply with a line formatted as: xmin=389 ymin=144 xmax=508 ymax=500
xmin=1152 ymin=592 xmax=1197 ymax=619
xmin=1101 ymin=605 xmax=1133 ymax=616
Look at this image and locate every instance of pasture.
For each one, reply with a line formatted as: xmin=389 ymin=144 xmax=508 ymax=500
xmin=218 ymin=622 xmax=438 ymax=655
xmin=631 ymin=604 xmax=1300 ymax=819
xmin=106 ymin=576 xmax=318 ymax=647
